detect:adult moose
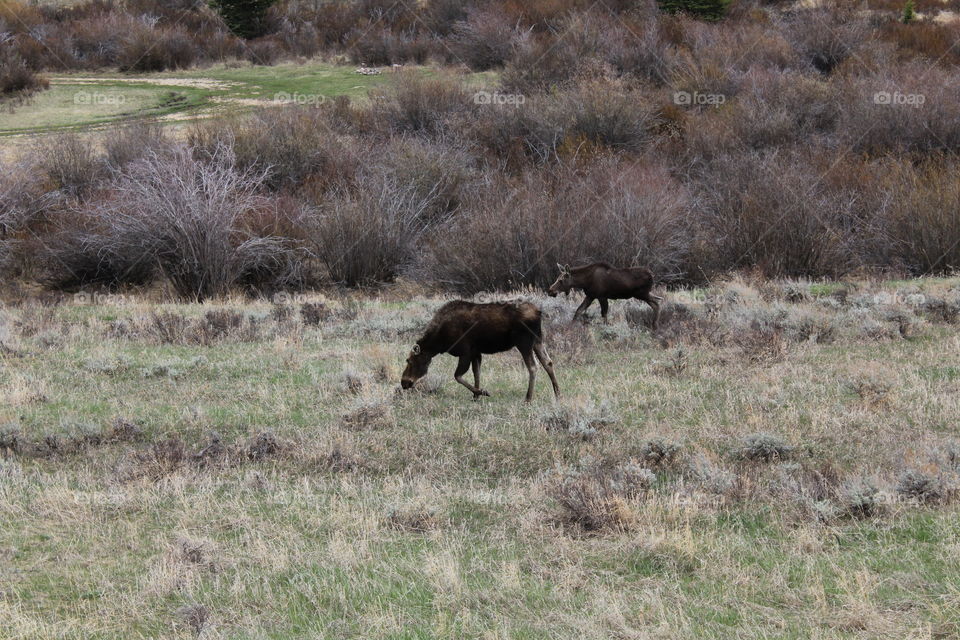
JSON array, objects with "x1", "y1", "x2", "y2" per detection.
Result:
[
  {"x1": 400, "y1": 300, "x2": 560, "y2": 402},
  {"x1": 547, "y1": 262, "x2": 662, "y2": 329}
]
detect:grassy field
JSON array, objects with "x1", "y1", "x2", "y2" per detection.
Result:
[
  {"x1": 2, "y1": 277, "x2": 960, "y2": 638},
  {"x1": 0, "y1": 61, "x2": 479, "y2": 137}
]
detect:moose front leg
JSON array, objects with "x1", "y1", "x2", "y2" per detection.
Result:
[
  {"x1": 599, "y1": 298, "x2": 609, "y2": 324},
  {"x1": 471, "y1": 355, "x2": 489, "y2": 399},
  {"x1": 454, "y1": 355, "x2": 488, "y2": 399},
  {"x1": 572, "y1": 296, "x2": 595, "y2": 323}
]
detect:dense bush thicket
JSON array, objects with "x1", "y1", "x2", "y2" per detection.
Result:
[
  {"x1": 3, "y1": 0, "x2": 960, "y2": 298},
  {"x1": 0, "y1": 47, "x2": 46, "y2": 98},
  {"x1": 3, "y1": 0, "x2": 960, "y2": 72}
]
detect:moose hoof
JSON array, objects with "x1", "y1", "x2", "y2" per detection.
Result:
[{"x1": 473, "y1": 389, "x2": 491, "y2": 399}]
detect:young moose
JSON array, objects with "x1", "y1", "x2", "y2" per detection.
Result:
[
  {"x1": 548, "y1": 262, "x2": 662, "y2": 328},
  {"x1": 400, "y1": 301, "x2": 560, "y2": 402}
]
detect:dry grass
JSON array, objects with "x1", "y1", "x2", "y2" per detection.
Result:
[{"x1": 1, "y1": 277, "x2": 960, "y2": 638}]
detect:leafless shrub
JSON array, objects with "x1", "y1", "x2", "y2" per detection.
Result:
[
  {"x1": 847, "y1": 367, "x2": 892, "y2": 407},
  {"x1": 876, "y1": 159, "x2": 960, "y2": 275},
  {"x1": 541, "y1": 399, "x2": 617, "y2": 440},
  {"x1": 424, "y1": 160, "x2": 692, "y2": 292},
  {"x1": 175, "y1": 603, "x2": 210, "y2": 637},
  {"x1": 35, "y1": 222, "x2": 158, "y2": 292},
  {"x1": 785, "y1": 7, "x2": 870, "y2": 73},
  {"x1": 98, "y1": 145, "x2": 289, "y2": 301},
  {"x1": 308, "y1": 174, "x2": 444, "y2": 286},
  {"x1": 386, "y1": 506, "x2": 439, "y2": 532},
  {"x1": 653, "y1": 347, "x2": 689, "y2": 377},
  {"x1": 147, "y1": 312, "x2": 191, "y2": 344},
  {"x1": 552, "y1": 80, "x2": 660, "y2": 152},
  {"x1": 0, "y1": 47, "x2": 47, "y2": 98},
  {"x1": 371, "y1": 71, "x2": 469, "y2": 135},
  {"x1": 897, "y1": 469, "x2": 952, "y2": 505},
  {"x1": 0, "y1": 159, "x2": 52, "y2": 276},
  {"x1": 190, "y1": 108, "x2": 361, "y2": 192},
  {"x1": 840, "y1": 481, "x2": 886, "y2": 519},
  {"x1": 640, "y1": 439, "x2": 682, "y2": 469},
  {"x1": 141, "y1": 311, "x2": 260, "y2": 346},
  {"x1": 31, "y1": 134, "x2": 103, "y2": 199},
  {"x1": 103, "y1": 122, "x2": 169, "y2": 174},
  {"x1": 602, "y1": 15, "x2": 675, "y2": 84},
  {"x1": 121, "y1": 437, "x2": 188, "y2": 482},
  {"x1": 549, "y1": 458, "x2": 655, "y2": 533},
  {"x1": 838, "y1": 65, "x2": 960, "y2": 155},
  {"x1": 0, "y1": 424, "x2": 21, "y2": 457},
  {"x1": 246, "y1": 431, "x2": 283, "y2": 462},
  {"x1": 500, "y1": 33, "x2": 579, "y2": 94},
  {"x1": 921, "y1": 296, "x2": 960, "y2": 324},
  {"x1": 738, "y1": 433, "x2": 794, "y2": 463},
  {"x1": 449, "y1": 7, "x2": 520, "y2": 70},
  {"x1": 734, "y1": 324, "x2": 788, "y2": 363},
  {"x1": 105, "y1": 416, "x2": 143, "y2": 443},
  {"x1": 300, "y1": 301, "x2": 330, "y2": 325},
  {"x1": 378, "y1": 138, "x2": 473, "y2": 221},
  {"x1": 340, "y1": 368, "x2": 368, "y2": 395},
  {"x1": 341, "y1": 397, "x2": 394, "y2": 430},
  {"x1": 117, "y1": 25, "x2": 197, "y2": 72},
  {"x1": 696, "y1": 150, "x2": 866, "y2": 279},
  {"x1": 244, "y1": 36, "x2": 284, "y2": 65},
  {"x1": 690, "y1": 68, "x2": 839, "y2": 154}
]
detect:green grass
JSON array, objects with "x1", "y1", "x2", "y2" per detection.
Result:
[
  {"x1": 2, "y1": 278, "x2": 960, "y2": 638},
  {"x1": 0, "y1": 61, "x2": 468, "y2": 137}
]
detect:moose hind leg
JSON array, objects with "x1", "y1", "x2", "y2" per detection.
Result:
[
  {"x1": 520, "y1": 347, "x2": 537, "y2": 402},
  {"x1": 641, "y1": 293, "x2": 663, "y2": 330},
  {"x1": 533, "y1": 343, "x2": 560, "y2": 399}
]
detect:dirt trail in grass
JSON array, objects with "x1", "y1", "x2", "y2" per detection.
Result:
[{"x1": 53, "y1": 77, "x2": 241, "y2": 90}]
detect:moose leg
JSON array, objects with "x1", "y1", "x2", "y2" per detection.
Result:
[
  {"x1": 520, "y1": 347, "x2": 537, "y2": 402},
  {"x1": 471, "y1": 355, "x2": 489, "y2": 398},
  {"x1": 533, "y1": 343, "x2": 560, "y2": 399},
  {"x1": 454, "y1": 355, "x2": 486, "y2": 398},
  {"x1": 572, "y1": 296, "x2": 595, "y2": 323},
  {"x1": 640, "y1": 293, "x2": 663, "y2": 330},
  {"x1": 599, "y1": 298, "x2": 610, "y2": 324}
]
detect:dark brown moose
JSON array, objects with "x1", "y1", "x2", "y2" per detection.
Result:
[
  {"x1": 400, "y1": 300, "x2": 560, "y2": 402},
  {"x1": 547, "y1": 262, "x2": 662, "y2": 328}
]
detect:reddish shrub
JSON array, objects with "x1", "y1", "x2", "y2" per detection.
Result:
[
  {"x1": 0, "y1": 48, "x2": 48, "y2": 97},
  {"x1": 117, "y1": 26, "x2": 198, "y2": 72},
  {"x1": 837, "y1": 63, "x2": 960, "y2": 154},
  {"x1": 422, "y1": 160, "x2": 693, "y2": 292},
  {"x1": 449, "y1": 7, "x2": 520, "y2": 70}
]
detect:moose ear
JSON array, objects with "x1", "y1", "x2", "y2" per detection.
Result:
[{"x1": 412, "y1": 344, "x2": 421, "y2": 355}]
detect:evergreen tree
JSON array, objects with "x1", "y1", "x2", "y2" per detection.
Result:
[
  {"x1": 902, "y1": 0, "x2": 916, "y2": 23},
  {"x1": 657, "y1": 0, "x2": 731, "y2": 21},
  {"x1": 209, "y1": 0, "x2": 276, "y2": 39}
]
